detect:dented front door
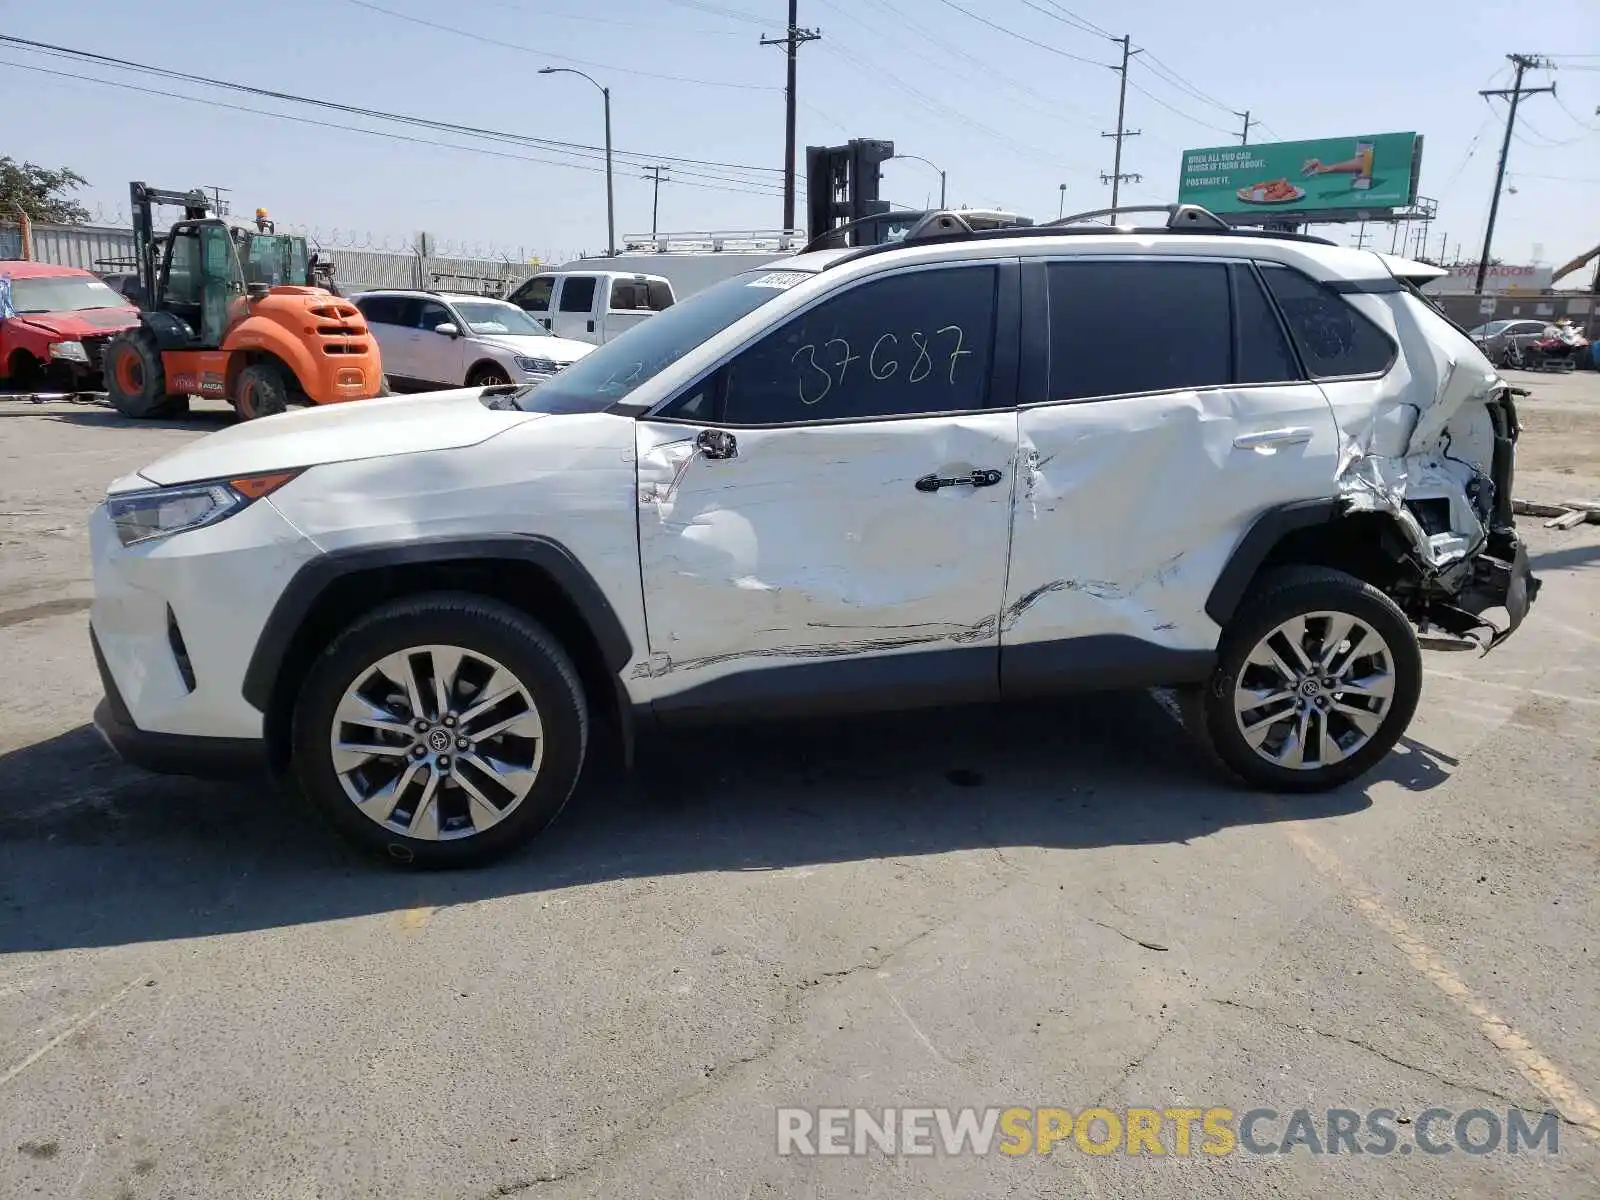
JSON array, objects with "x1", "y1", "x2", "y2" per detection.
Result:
[{"x1": 633, "y1": 414, "x2": 1017, "y2": 711}]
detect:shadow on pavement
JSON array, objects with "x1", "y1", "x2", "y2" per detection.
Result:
[
  {"x1": 0, "y1": 691, "x2": 1450, "y2": 952},
  {"x1": 1530, "y1": 540, "x2": 1600, "y2": 573}
]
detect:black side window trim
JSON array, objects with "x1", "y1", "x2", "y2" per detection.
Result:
[
  {"x1": 1237, "y1": 261, "x2": 1311, "y2": 382},
  {"x1": 647, "y1": 259, "x2": 1022, "y2": 429}
]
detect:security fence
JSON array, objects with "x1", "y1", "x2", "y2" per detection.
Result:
[{"x1": 1, "y1": 221, "x2": 538, "y2": 296}]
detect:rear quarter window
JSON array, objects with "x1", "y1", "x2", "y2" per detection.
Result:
[{"x1": 1259, "y1": 264, "x2": 1396, "y2": 379}]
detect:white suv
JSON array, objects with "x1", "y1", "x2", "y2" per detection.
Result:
[
  {"x1": 350, "y1": 290, "x2": 594, "y2": 390},
  {"x1": 89, "y1": 205, "x2": 1539, "y2": 866}
]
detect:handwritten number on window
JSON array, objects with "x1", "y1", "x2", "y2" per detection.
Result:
[
  {"x1": 870, "y1": 333, "x2": 899, "y2": 380},
  {"x1": 791, "y1": 344, "x2": 832, "y2": 406},
  {"x1": 937, "y1": 326, "x2": 970, "y2": 384}
]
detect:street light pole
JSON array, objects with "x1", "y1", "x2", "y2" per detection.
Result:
[
  {"x1": 539, "y1": 66, "x2": 615, "y2": 256},
  {"x1": 891, "y1": 154, "x2": 946, "y2": 209}
]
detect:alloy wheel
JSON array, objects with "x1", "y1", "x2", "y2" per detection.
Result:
[
  {"x1": 330, "y1": 644, "x2": 545, "y2": 840},
  {"x1": 1232, "y1": 611, "x2": 1396, "y2": 770}
]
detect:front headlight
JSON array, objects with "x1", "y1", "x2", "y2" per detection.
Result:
[
  {"x1": 106, "y1": 471, "x2": 298, "y2": 547},
  {"x1": 514, "y1": 355, "x2": 559, "y2": 375},
  {"x1": 50, "y1": 340, "x2": 89, "y2": 363}
]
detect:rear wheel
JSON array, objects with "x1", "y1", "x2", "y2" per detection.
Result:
[
  {"x1": 104, "y1": 330, "x2": 187, "y2": 418},
  {"x1": 234, "y1": 362, "x2": 290, "y2": 420},
  {"x1": 291, "y1": 593, "x2": 588, "y2": 867},
  {"x1": 467, "y1": 362, "x2": 512, "y2": 387},
  {"x1": 1182, "y1": 567, "x2": 1422, "y2": 792}
]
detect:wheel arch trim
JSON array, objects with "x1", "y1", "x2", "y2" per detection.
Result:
[
  {"x1": 1205, "y1": 499, "x2": 1341, "y2": 626},
  {"x1": 240, "y1": 533, "x2": 634, "y2": 713}
]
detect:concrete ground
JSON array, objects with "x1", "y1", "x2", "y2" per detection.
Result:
[{"x1": 2, "y1": 375, "x2": 1599, "y2": 1199}]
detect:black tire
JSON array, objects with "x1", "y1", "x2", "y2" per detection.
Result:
[
  {"x1": 1183, "y1": 566, "x2": 1422, "y2": 792},
  {"x1": 234, "y1": 362, "x2": 290, "y2": 420},
  {"x1": 467, "y1": 362, "x2": 512, "y2": 387},
  {"x1": 291, "y1": 593, "x2": 589, "y2": 867},
  {"x1": 378, "y1": 375, "x2": 394, "y2": 396},
  {"x1": 7, "y1": 351, "x2": 43, "y2": 391},
  {"x1": 104, "y1": 330, "x2": 186, "y2": 418}
]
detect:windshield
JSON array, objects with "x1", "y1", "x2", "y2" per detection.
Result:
[
  {"x1": 453, "y1": 301, "x2": 546, "y2": 337},
  {"x1": 513, "y1": 268, "x2": 811, "y2": 413},
  {"x1": 9, "y1": 275, "x2": 129, "y2": 314}
]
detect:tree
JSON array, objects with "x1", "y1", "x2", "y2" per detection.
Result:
[{"x1": 0, "y1": 158, "x2": 90, "y2": 224}]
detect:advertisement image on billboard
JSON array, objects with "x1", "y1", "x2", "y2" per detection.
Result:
[{"x1": 1177, "y1": 133, "x2": 1421, "y2": 218}]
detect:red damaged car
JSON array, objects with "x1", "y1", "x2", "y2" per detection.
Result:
[{"x1": 0, "y1": 261, "x2": 140, "y2": 390}]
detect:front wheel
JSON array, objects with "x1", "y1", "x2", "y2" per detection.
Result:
[
  {"x1": 291, "y1": 593, "x2": 588, "y2": 867},
  {"x1": 467, "y1": 363, "x2": 512, "y2": 387},
  {"x1": 104, "y1": 330, "x2": 187, "y2": 418},
  {"x1": 1182, "y1": 567, "x2": 1422, "y2": 792}
]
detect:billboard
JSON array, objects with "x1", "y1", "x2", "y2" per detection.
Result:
[{"x1": 1177, "y1": 133, "x2": 1422, "y2": 219}]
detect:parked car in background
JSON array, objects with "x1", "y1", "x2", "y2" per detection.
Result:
[
  {"x1": 0, "y1": 262, "x2": 140, "y2": 390},
  {"x1": 350, "y1": 290, "x2": 595, "y2": 390},
  {"x1": 506, "y1": 270, "x2": 674, "y2": 345},
  {"x1": 1467, "y1": 319, "x2": 1549, "y2": 366}
]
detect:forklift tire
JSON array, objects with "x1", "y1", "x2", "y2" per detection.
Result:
[
  {"x1": 234, "y1": 363, "x2": 290, "y2": 421},
  {"x1": 105, "y1": 331, "x2": 186, "y2": 419}
]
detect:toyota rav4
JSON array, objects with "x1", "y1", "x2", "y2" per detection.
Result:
[{"x1": 88, "y1": 205, "x2": 1540, "y2": 866}]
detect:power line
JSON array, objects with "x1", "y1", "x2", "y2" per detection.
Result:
[
  {"x1": 1126, "y1": 79, "x2": 1235, "y2": 135},
  {"x1": 466, "y1": 0, "x2": 751, "y2": 35},
  {"x1": 822, "y1": 41, "x2": 1084, "y2": 167},
  {"x1": 658, "y1": 0, "x2": 769, "y2": 24},
  {"x1": 1014, "y1": 0, "x2": 1107, "y2": 38},
  {"x1": 0, "y1": 58, "x2": 785, "y2": 199},
  {"x1": 0, "y1": 35, "x2": 788, "y2": 182},
  {"x1": 932, "y1": 0, "x2": 1115, "y2": 67},
  {"x1": 824, "y1": 0, "x2": 1102, "y2": 131},
  {"x1": 1038, "y1": 0, "x2": 1113, "y2": 37},
  {"x1": 1550, "y1": 87, "x2": 1600, "y2": 130},
  {"x1": 1137, "y1": 50, "x2": 1239, "y2": 115},
  {"x1": 344, "y1": 0, "x2": 777, "y2": 89}
]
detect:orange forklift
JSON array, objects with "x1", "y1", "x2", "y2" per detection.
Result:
[{"x1": 103, "y1": 183, "x2": 386, "y2": 419}]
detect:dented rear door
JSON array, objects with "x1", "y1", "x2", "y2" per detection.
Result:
[
  {"x1": 1000, "y1": 258, "x2": 1341, "y2": 689},
  {"x1": 631, "y1": 259, "x2": 1021, "y2": 716}
]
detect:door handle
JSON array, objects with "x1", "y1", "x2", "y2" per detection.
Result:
[
  {"x1": 587, "y1": 319, "x2": 596, "y2": 333},
  {"x1": 915, "y1": 469, "x2": 1003, "y2": 493},
  {"x1": 695, "y1": 429, "x2": 738, "y2": 460},
  {"x1": 1234, "y1": 427, "x2": 1315, "y2": 450}
]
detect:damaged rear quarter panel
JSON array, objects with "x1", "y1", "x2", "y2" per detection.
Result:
[{"x1": 1326, "y1": 292, "x2": 1503, "y2": 569}]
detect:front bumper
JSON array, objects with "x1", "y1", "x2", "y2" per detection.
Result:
[{"x1": 91, "y1": 630, "x2": 265, "y2": 777}]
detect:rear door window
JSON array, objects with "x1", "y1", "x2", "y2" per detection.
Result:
[
  {"x1": 1045, "y1": 260, "x2": 1232, "y2": 400},
  {"x1": 1232, "y1": 265, "x2": 1303, "y2": 385},
  {"x1": 1259, "y1": 264, "x2": 1396, "y2": 378},
  {"x1": 356, "y1": 295, "x2": 405, "y2": 326},
  {"x1": 558, "y1": 276, "x2": 598, "y2": 314}
]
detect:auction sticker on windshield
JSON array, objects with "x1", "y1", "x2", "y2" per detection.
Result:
[{"x1": 748, "y1": 271, "x2": 811, "y2": 289}]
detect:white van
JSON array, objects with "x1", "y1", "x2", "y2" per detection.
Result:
[{"x1": 505, "y1": 271, "x2": 674, "y2": 346}]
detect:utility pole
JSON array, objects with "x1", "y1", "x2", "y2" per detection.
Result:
[
  {"x1": 643, "y1": 165, "x2": 671, "y2": 238},
  {"x1": 761, "y1": 1, "x2": 821, "y2": 232},
  {"x1": 1100, "y1": 35, "x2": 1143, "y2": 221},
  {"x1": 1236, "y1": 110, "x2": 1256, "y2": 145},
  {"x1": 1477, "y1": 54, "x2": 1554, "y2": 293}
]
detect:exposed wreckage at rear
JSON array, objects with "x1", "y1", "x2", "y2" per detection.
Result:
[{"x1": 1271, "y1": 281, "x2": 1540, "y2": 652}]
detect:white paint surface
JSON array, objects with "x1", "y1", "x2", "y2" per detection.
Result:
[{"x1": 632, "y1": 414, "x2": 1016, "y2": 698}]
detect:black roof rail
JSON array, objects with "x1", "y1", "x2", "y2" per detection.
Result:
[
  {"x1": 810, "y1": 203, "x2": 1339, "y2": 271},
  {"x1": 1043, "y1": 203, "x2": 1232, "y2": 231}
]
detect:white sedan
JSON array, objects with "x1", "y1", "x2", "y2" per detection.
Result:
[{"x1": 351, "y1": 290, "x2": 595, "y2": 390}]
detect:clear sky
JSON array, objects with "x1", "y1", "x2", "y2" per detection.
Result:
[{"x1": 1, "y1": 0, "x2": 1595, "y2": 268}]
